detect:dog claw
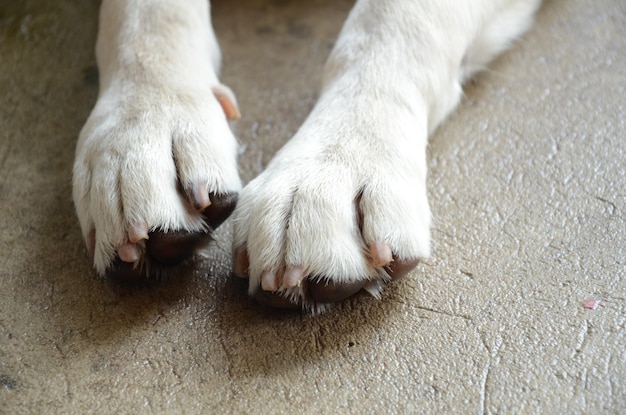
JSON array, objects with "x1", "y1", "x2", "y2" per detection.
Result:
[
  {"x1": 128, "y1": 223, "x2": 149, "y2": 243},
  {"x1": 282, "y1": 266, "x2": 306, "y2": 288},
  {"x1": 95, "y1": 192, "x2": 239, "y2": 282},
  {"x1": 261, "y1": 270, "x2": 280, "y2": 291},
  {"x1": 212, "y1": 84, "x2": 241, "y2": 120},
  {"x1": 370, "y1": 241, "x2": 393, "y2": 267},
  {"x1": 188, "y1": 184, "x2": 212, "y2": 212},
  {"x1": 234, "y1": 238, "x2": 417, "y2": 309},
  {"x1": 103, "y1": 229, "x2": 212, "y2": 281},
  {"x1": 117, "y1": 243, "x2": 141, "y2": 263}
]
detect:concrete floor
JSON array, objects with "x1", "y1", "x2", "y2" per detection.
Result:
[{"x1": 1, "y1": 0, "x2": 625, "y2": 413}]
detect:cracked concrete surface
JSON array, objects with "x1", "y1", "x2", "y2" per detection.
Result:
[{"x1": 1, "y1": 0, "x2": 625, "y2": 413}]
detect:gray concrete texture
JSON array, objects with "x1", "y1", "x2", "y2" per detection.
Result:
[{"x1": 1, "y1": 0, "x2": 625, "y2": 413}]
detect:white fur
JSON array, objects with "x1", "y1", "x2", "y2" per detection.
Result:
[
  {"x1": 74, "y1": 0, "x2": 541, "y2": 301},
  {"x1": 73, "y1": 0, "x2": 241, "y2": 274},
  {"x1": 233, "y1": 0, "x2": 541, "y2": 304}
]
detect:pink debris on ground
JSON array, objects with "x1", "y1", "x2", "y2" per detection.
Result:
[{"x1": 582, "y1": 299, "x2": 605, "y2": 310}]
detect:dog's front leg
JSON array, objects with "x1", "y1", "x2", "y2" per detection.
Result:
[
  {"x1": 232, "y1": 0, "x2": 541, "y2": 311},
  {"x1": 73, "y1": 0, "x2": 241, "y2": 280}
]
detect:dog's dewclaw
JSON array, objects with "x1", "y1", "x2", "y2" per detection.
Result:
[{"x1": 213, "y1": 84, "x2": 241, "y2": 120}]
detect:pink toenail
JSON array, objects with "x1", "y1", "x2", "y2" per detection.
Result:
[
  {"x1": 190, "y1": 184, "x2": 212, "y2": 212},
  {"x1": 118, "y1": 243, "x2": 141, "y2": 263},
  {"x1": 282, "y1": 266, "x2": 306, "y2": 288},
  {"x1": 370, "y1": 241, "x2": 393, "y2": 267},
  {"x1": 261, "y1": 270, "x2": 280, "y2": 292},
  {"x1": 128, "y1": 223, "x2": 149, "y2": 243}
]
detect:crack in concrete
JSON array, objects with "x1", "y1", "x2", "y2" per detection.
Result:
[
  {"x1": 479, "y1": 363, "x2": 492, "y2": 415},
  {"x1": 594, "y1": 195, "x2": 617, "y2": 216},
  {"x1": 413, "y1": 305, "x2": 471, "y2": 321},
  {"x1": 413, "y1": 304, "x2": 494, "y2": 413},
  {"x1": 463, "y1": 314, "x2": 499, "y2": 415},
  {"x1": 573, "y1": 320, "x2": 592, "y2": 359}
]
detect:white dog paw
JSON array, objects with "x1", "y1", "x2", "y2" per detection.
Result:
[
  {"x1": 73, "y1": 85, "x2": 241, "y2": 281},
  {"x1": 232, "y1": 108, "x2": 431, "y2": 311}
]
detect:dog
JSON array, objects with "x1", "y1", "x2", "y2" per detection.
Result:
[{"x1": 73, "y1": 0, "x2": 542, "y2": 312}]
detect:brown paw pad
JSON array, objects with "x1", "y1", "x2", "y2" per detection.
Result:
[
  {"x1": 385, "y1": 256, "x2": 420, "y2": 280},
  {"x1": 253, "y1": 276, "x2": 367, "y2": 309},
  {"x1": 308, "y1": 278, "x2": 366, "y2": 304},
  {"x1": 105, "y1": 230, "x2": 207, "y2": 282},
  {"x1": 254, "y1": 290, "x2": 301, "y2": 309},
  {"x1": 105, "y1": 257, "x2": 145, "y2": 282},
  {"x1": 146, "y1": 230, "x2": 207, "y2": 266},
  {"x1": 103, "y1": 192, "x2": 238, "y2": 282},
  {"x1": 202, "y1": 192, "x2": 238, "y2": 230}
]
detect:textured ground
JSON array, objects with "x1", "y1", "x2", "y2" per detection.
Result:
[{"x1": 1, "y1": 0, "x2": 624, "y2": 413}]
